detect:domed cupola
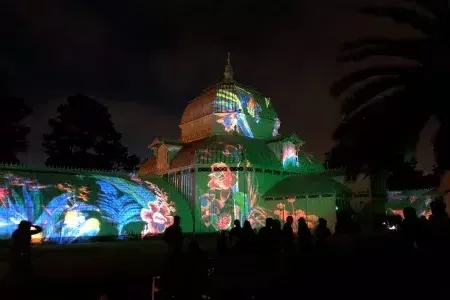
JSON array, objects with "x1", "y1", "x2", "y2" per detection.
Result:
[{"x1": 179, "y1": 53, "x2": 280, "y2": 143}]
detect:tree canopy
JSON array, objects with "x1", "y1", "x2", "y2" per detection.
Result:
[
  {"x1": 328, "y1": 0, "x2": 450, "y2": 177},
  {"x1": 43, "y1": 94, "x2": 139, "y2": 171}
]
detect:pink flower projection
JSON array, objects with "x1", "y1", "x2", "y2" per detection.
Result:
[
  {"x1": 208, "y1": 163, "x2": 237, "y2": 190},
  {"x1": 200, "y1": 163, "x2": 237, "y2": 231},
  {"x1": 140, "y1": 182, "x2": 176, "y2": 237},
  {"x1": 389, "y1": 208, "x2": 431, "y2": 220},
  {"x1": 216, "y1": 213, "x2": 232, "y2": 230},
  {"x1": 141, "y1": 201, "x2": 175, "y2": 236},
  {"x1": 0, "y1": 187, "x2": 9, "y2": 206},
  {"x1": 273, "y1": 201, "x2": 319, "y2": 230}
]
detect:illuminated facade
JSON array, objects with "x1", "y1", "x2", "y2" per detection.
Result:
[
  {"x1": 139, "y1": 54, "x2": 350, "y2": 233},
  {"x1": 0, "y1": 56, "x2": 425, "y2": 244},
  {"x1": 0, "y1": 166, "x2": 193, "y2": 244}
]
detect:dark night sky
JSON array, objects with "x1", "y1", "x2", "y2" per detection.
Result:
[{"x1": 1, "y1": 0, "x2": 437, "y2": 172}]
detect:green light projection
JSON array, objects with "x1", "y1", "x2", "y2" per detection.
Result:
[{"x1": 194, "y1": 159, "x2": 335, "y2": 232}]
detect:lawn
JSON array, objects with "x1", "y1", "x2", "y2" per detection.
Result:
[{"x1": 0, "y1": 234, "x2": 219, "y2": 281}]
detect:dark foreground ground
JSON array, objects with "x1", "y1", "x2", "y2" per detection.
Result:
[{"x1": 0, "y1": 236, "x2": 446, "y2": 300}]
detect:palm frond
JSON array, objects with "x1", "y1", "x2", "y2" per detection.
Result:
[
  {"x1": 94, "y1": 175, "x2": 155, "y2": 208},
  {"x1": 340, "y1": 74, "x2": 417, "y2": 116},
  {"x1": 331, "y1": 91, "x2": 429, "y2": 175},
  {"x1": 43, "y1": 193, "x2": 72, "y2": 216},
  {"x1": 338, "y1": 38, "x2": 426, "y2": 63},
  {"x1": 22, "y1": 187, "x2": 34, "y2": 221},
  {"x1": 360, "y1": 5, "x2": 437, "y2": 35},
  {"x1": 35, "y1": 193, "x2": 72, "y2": 230},
  {"x1": 330, "y1": 65, "x2": 416, "y2": 98},
  {"x1": 97, "y1": 181, "x2": 143, "y2": 234},
  {"x1": 6, "y1": 196, "x2": 27, "y2": 222},
  {"x1": 403, "y1": 0, "x2": 444, "y2": 13},
  {"x1": 72, "y1": 202, "x2": 100, "y2": 213}
]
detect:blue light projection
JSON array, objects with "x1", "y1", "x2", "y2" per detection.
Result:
[{"x1": 0, "y1": 171, "x2": 182, "y2": 244}]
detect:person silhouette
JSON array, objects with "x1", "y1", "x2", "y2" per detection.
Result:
[
  {"x1": 428, "y1": 198, "x2": 450, "y2": 252},
  {"x1": 229, "y1": 219, "x2": 242, "y2": 249},
  {"x1": 399, "y1": 207, "x2": 419, "y2": 250},
  {"x1": 297, "y1": 217, "x2": 312, "y2": 253},
  {"x1": 241, "y1": 220, "x2": 256, "y2": 254},
  {"x1": 282, "y1": 216, "x2": 295, "y2": 253},
  {"x1": 258, "y1": 218, "x2": 274, "y2": 254},
  {"x1": 9, "y1": 220, "x2": 42, "y2": 278},
  {"x1": 314, "y1": 217, "x2": 331, "y2": 250},
  {"x1": 163, "y1": 216, "x2": 183, "y2": 254}
]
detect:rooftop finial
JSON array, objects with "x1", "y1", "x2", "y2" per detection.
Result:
[{"x1": 223, "y1": 52, "x2": 234, "y2": 82}]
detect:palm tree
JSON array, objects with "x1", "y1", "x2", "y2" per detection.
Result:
[{"x1": 328, "y1": 0, "x2": 450, "y2": 177}]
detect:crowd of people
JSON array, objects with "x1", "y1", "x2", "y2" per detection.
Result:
[{"x1": 161, "y1": 198, "x2": 450, "y2": 299}]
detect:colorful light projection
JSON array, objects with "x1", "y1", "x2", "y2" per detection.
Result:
[
  {"x1": 246, "y1": 97, "x2": 262, "y2": 123},
  {"x1": 273, "y1": 118, "x2": 281, "y2": 136},
  {"x1": 95, "y1": 174, "x2": 177, "y2": 237},
  {"x1": 0, "y1": 172, "x2": 179, "y2": 244},
  {"x1": 216, "y1": 88, "x2": 254, "y2": 138},
  {"x1": 386, "y1": 190, "x2": 433, "y2": 219},
  {"x1": 282, "y1": 141, "x2": 299, "y2": 169},
  {"x1": 0, "y1": 173, "x2": 100, "y2": 244},
  {"x1": 198, "y1": 162, "x2": 270, "y2": 231},
  {"x1": 273, "y1": 200, "x2": 319, "y2": 231},
  {"x1": 197, "y1": 163, "x2": 327, "y2": 232},
  {"x1": 198, "y1": 143, "x2": 244, "y2": 163}
]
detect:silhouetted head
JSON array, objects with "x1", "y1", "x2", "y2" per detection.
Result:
[
  {"x1": 233, "y1": 219, "x2": 241, "y2": 228},
  {"x1": 286, "y1": 216, "x2": 294, "y2": 225},
  {"x1": 298, "y1": 217, "x2": 308, "y2": 230},
  {"x1": 265, "y1": 218, "x2": 273, "y2": 228},
  {"x1": 430, "y1": 198, "x2": 446, "y2": 216},
  {"x1": 18, "y1": 220, "x2": 31, "y2": 231},
  {"x1": 173, "y1": 216, "x2": 181, "y2": 226},
  {"x1": 318, "y1": 218, "x2": 327, "y2": 227},
  {"x1": 243, "y1": 220, "x2": 252, "y2": 230},
  {"x1": 403, "y1": 207, "x2": 417, "y2": 220},
  {"x1": 273, "y1": 219, "x2": 281, "y2": 230}
]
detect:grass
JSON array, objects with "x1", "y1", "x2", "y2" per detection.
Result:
[{"x1": 0, "y1": 234, "x2": 219, "y2": 282}]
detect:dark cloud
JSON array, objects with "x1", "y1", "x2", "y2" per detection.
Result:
[{"x1": 3, "y1": 0, "x2": 436, "y2": 171}]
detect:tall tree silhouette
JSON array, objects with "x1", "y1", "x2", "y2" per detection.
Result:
[
  {"x1": 0, "y1": 77, "x2": 31, "y2": 164},
  {"x1": 386, "y1": 152, "x2": 438, "y2": 190},
  {"x1": 329, "y1": 0, "x2": 450, "y2": 176},
  {"x1": 43, "y1": 94, "x2": 139, "y2": 171}
]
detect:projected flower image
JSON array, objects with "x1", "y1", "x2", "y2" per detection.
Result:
[
  {"x1": 199, "y1": 161, "x2": 271, "y2": 231},
  {"x1": 200, "y1": 162, "x2": 237, "y2": 230},
  {"x1": 141, "y1": 199, "x2": 175, "y2": 236},
  {"x1": 94, "y1": 175, "x2": 177, "y2": 237},
  {"x1": 273, "y1": 201, "x2": 319, "y2": 231}
]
